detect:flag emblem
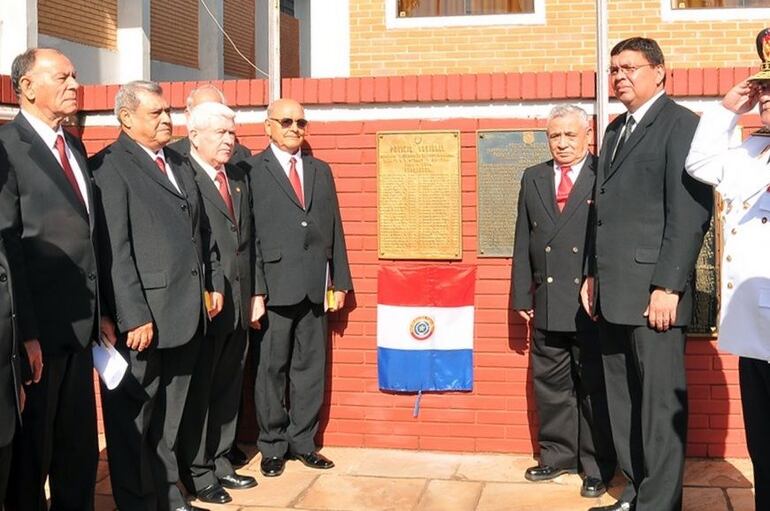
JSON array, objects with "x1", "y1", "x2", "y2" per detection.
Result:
[{"x1": 410, "y1": 316, "x2": 435, "y2": 341}]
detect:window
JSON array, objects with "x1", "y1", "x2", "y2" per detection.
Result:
[
  {"x1": 398, "y1": 0, "x2": 534, "y2": 17},
  {"x1": 673, "y1": 0, "x2": 770, "y2": 7}
]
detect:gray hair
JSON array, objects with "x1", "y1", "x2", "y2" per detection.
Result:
[
  {"x1": 11, "y1": 47, "x2": 65, "y2": 95},
  {"x1": 188, "y1": 101, "x2": 236, "y2": 132},
  {"x1": 547, "y1": 105, "x2": 589, "y2": 128},
  {"x1": 114, "y1": 80, "x2": 163, "y2": 118},
  {"x1": 186, "y1": 84, "x2": 226, "y2": 110}
]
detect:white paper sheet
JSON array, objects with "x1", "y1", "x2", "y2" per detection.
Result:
[{"x1": 92, "y1": 339, "x2": 128, "y2": 390}]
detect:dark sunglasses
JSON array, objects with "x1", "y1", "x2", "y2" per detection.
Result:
[{"x1": 269, "y1": 117, "x2": 308, "y2": 129}]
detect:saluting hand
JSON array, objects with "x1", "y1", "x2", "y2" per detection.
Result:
[{"x1": 722, "y1": 80, "x2": 760, "y2": 115}]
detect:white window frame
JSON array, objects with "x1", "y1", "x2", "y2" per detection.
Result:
[
  {"x1": 385, "y1": 0, "x2": 546, "y2": 29},
  {"x1": 661, "y1": 0, "x2": 770, "y2": 21}
]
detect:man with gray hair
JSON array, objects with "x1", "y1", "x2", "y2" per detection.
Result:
[
  {"x1": 92, "y1": 80, "x2": 223, "y2": 511},
  {"x1": 177, "y1": 102, "x2": 262, "y2": 504},
  {"x1": 512, "y1": 104, "x2": 615, "y2": 498}
]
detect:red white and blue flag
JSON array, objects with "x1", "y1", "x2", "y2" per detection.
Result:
[{"x1": 377, "y1": 265, "x2": 475, "y2": 392}]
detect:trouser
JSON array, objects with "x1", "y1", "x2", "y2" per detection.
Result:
[
  {"x1": 739, "y1": 356, "x2": 770, "y2": 511},
  {"x1": 255, "y1": 298, "x2": 327, "y2": 458},
  {"x1": 599, "y1": 320, "x2": 687, "y2": 511}
]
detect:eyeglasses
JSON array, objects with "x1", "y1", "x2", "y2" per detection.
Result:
[
  {"x1": 608, "y1": 64, "x2": 655, "y2": 77},
  {"x1": 269, "y1": 117, "x2": 308, "y2": 129}
]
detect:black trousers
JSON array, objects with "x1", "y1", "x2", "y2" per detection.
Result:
[
  {"x1": 255, "y1": 298, "x2": 327, "y2": 458},
  {"x1": 0, "y1": 441, "x2": 11, "y2": 505},
  {"x1": 102, "y1": 334, "x2": 201, "y2": 511},
  {"x1": 739, "y1": 356, "x2": 770, "y2": 511},
  {"x1": 178, "y1": 327, "x2": 248, "y2": 492},
  {"x1": 531, "y1": 327, "x2": 615, "y2": 481},
  {"x1": 599, "y1": 320, "x2": 687, "y2": 511},
  {"x1": 6, "y1": 348, "x2": 98, "y2": 511}
]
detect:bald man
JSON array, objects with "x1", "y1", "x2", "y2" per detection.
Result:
[{"x1": 245, "y1": 98, "x2": 352, "y2": 477}]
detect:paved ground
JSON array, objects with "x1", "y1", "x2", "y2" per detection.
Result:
[{"x1": 91, "y1": 443, "x2": 756, "y2": 511}]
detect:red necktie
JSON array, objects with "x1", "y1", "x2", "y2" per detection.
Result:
[
  {"x1": 214, "y1": 170, "x2": 236, "y2": 222},
  {"x1": 54, "y1": 135, "x2": 85, "y2": 205},
  {"x1": 556, "y1": 165, "x2": 573, "y2": 212},
  {"x1": 155, "y1": 156, "x2": 167, "y2": 175},
  {"x1": 289, "y1": 156, "x2": 304, "y2": 208}
]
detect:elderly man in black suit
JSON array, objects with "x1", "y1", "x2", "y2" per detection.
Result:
[
  {"x1": 581, "y1": 37, "x2": 713, "y2": 511},
  {"x1": 92, "y1": 80, "x2": 223, "y2": 511},
  {"x1": 177, "y1": 102, "x2": 261, "y2": 504},
  {"x1": 0, "y1": 47, "x2": 116, "y2": 511},
  {"x1": 246, "y1": 98, "x2": 352, "y2": 477},
  {"x1": 513, "y1": 105, "x2": 615, "y2": 500},
  {"x1": 0, "y1": 238, "x2": 23, "y2": 504}
]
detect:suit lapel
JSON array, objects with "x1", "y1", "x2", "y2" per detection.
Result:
[
  {"x1": 228, "y1": 164, "x2": 244, "y2": 225},
  {"x1": 600, "y1": 120, "x2": 621, "y2": 180},
  {"x1": 190, "y1": 158, "x2": 234, "y2": 223},
  {"x1": 262, "y1": 148, "x2": 304, "y2": 210},
  {"x1": 533, "y1": 163, "x2": 558, "y2": 223},
  {"x1": 302, "y1": 155, "x2": 316, "y2": 210},
  {"x1": 15, "y1": 115, "x2": 88, "y2": 220},
  {"x1": 550, "y1": 155, "x2": 596, "y2": 238},
  {"x1": 118, "y1": 133, "x2": 184, "y2": 198}
]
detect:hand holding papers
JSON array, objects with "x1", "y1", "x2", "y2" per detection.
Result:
[{"x1": 92, "y1": 336, "x2": 128, "y2": 390}]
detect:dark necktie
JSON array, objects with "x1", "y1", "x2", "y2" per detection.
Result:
[
  {"x1": 613, "y1": 115, "x2": 635, "y2": 162},
  {"x1": 289, "y1": 156, "x2": 304, "y2": 208},
  {"x1": 214, "y1": 170, "x2": 236, "y2": 222},
  {"x1": 556, "y1": 165, "x2": 573, "y2": 212},
  {"x1": 54, "y1": 135, "x2": 85, "y2": 205}
]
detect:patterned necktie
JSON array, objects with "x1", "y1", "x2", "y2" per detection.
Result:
[
  {"x1": 289, "y1": 156, "x2": 304, "y2": 208},
  {"x1": 54, "y1": 135, "x2": 85, "y2": 205},
  {"x1": 214, "y1": 170, "x2": 236, "y2": 222},
  {"x1": 155, "y1": 156, "x2": 167, "y2": 175},
  {"x1": 556, "y1": 165, "x2": 573, "y2": 212},
  {"x1": 613, "y1": 115, "x2": 635, "y2": 162}
]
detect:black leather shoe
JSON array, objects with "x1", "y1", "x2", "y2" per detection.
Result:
[
  {"x1": 524, "y1": 465, "x2": 569, "y2": 481},
  {"x1": 581, "y1": 476, "x2": 607, "y2": 498},
  {"x1": 196, "y1": 483, "x2": 232, "y2": 504},
  {"x1": 291, "y1": 451, "x2": 335, "y2": 469},
  {"x1": 174, "y1": 505, "x2": 211, "y2": 511},
  {"x1": 219, "y1": 472, "x2": 258, "y2": 489},
  {"x1": 225, "y1": 445, "x2": 249, "y2": 468},
  {"x1": 260, "y1": 456, "x2": 286, "y2": 477},
  {"x1": 588, "y1": 501, "x2": 634, "y2": 511}
]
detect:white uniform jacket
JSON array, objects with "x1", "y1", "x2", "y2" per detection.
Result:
[{"x1": 686, "y1": 104, "x2": 770, "y2": 361}]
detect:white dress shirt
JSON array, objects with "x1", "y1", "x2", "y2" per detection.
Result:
[
  {"x1": 553, "y1": 154, "x2": 587, "y2": 190},
  {"x1": 270, "y1": 143, "x2": 304, "y2": 192},
  {"x1": 613, "y1": 89, "x2": 666, "y2": 158},
  {"x1": 21, "y1": 109, "x2": 90, "y2": 213},
  {"x1": 137, "y1": 143, "x2": 181, "y2": 193}
]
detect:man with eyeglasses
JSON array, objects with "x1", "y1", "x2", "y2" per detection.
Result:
[
  {"x1": 581, "y1": 37, "x2": 713, "y2": 511},
  {"x1": 245, "y1": 98, "x2": 352, "y2": 478},
  {"x1": 684, "y1": 27, "x2": 770, "y2": 511}
]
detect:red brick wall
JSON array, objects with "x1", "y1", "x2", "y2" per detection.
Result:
[{"x1": 2, "y1": 70, "x2": 759, "y2": 458}]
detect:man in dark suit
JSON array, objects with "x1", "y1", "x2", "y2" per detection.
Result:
[
  {"x1": 92, "y1": 80, "x2": 222, "y2": 511},
  {"x1": 0, "y1": 47, "x2": 116, "y2": 511},
  {"x1": 177, "y1": 102, "x2": 260, "y2": 504},
  {"x1": 513, "y1": 105, "x2": 615, "y2": 499},
  {"x1": 582, "y1": 37, "x2": 713, "y2": 511},
  {"x1": 246, "y1": 98, "x2": 352, "y2": 477},
  {"x1": 0, "y1": 238, "x2": 23, "y2": 504}
]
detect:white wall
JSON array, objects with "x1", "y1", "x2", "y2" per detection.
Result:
[{"x1": 38, "y1": 35, "x2": 122, "y2": 85}]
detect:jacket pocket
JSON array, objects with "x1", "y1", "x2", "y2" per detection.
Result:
[
  {"x1": 141, "y1": 271, "x2": 167, "y2": 290},
  {"x1": 262, "y1": 248, "x2": 281, "y2": 263},
  {"x1": 634, "y1": 247, "x2": 659, "y2": 264}
]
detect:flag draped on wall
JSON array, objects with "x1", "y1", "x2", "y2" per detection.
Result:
[{"x1": 377, "y1": 265, "x2": 476, "y2": 392}]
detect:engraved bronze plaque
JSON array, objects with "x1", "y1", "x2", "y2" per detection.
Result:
[
  {"x1": 377, "y1": 131, "x2": 462, "y2": 260},
  {"x1": 689, "y1": 194, "x2": 721, "y2": 336},
  {"x1": 477, "y1": 130, "x2": 552, "y2": 257}
]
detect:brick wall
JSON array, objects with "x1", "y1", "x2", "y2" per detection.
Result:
[
  {"x1": 3, "y1": 69, "x2": 759, "y2": 458},
  {"x1": 349, "y1": 0, "x2": 767, "y2": 75},
  {"x1": 223, "y1": 0, "x2": 256, "y2": 78},
  {"x1": 151, "y1": 0, "x2": 199, "y2": 68},
  {"x1": 38, "y1": 0, "x2": 118, "y2": 50}
]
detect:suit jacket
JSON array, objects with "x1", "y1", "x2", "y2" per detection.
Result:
[
  {"x1": 0, "y1": 238, "x2": 22, "y2": 447},
  {"x1": 169, "y1": 137, "x2": 252, "y2": 166},
  {"x1": 0, "y1": 113, "x2": 100, "y2": 355},
  {"x1": 190, "y1": 158, "x2": 253, "y2": 334},
  {"x1": 588, "y1": 94, "x2": 713, "y2": 326},
  {"x1": 246, "y1": 147, "x2": 352, "y2": 306},
  {"x1": 91, "y1": 132, "x2": 221, "y2": 349},
  {"x1": 513, "y1": 155, "x2": 597, "y2": 332}
]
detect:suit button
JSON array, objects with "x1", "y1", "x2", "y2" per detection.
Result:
[
  {"x1": 744, "y1": 202, "x2": 750, "y2": 209},
  {"x1": 763, "y1": 217, "x2": 768, "y2": 224},
  {"x1": 191, "y1": 269, "x2": 198, "y2": 276},
  {"x1": 301, "y1": 221, "x2": 308, "y2": 227},
  {"x1": 532, "y1": 221, "x2": 538, "y2": 228},
  {"x1": 546, "y1": 276, "x2": 554, "y2": 283},
  {"x1": 88, "y1": 272, "x2": 96, "y2": 281},
  {"x1": 597, "y1": 220, "x2": 603, "y2": 226},
  {"x1": 303, "y1": 243, "x2": 309, "y2": 250},
  {"x1": 191, "y1": 237, "x2": 197, "y2": 244},
  {"x1": 0, "y1": 274, "x2": 6, "y2": 282},
  {"x1": 574, "y1": 278, "x2": 580, "y2": 285},
  {"x1": 727, "y1": 282, "x2": 734, "y2": 289},
  {"x1": 731, "y1": 227, "x2": 737, "y2": 235},
  {"x1": 726, "y1": 255, "x2": 732, "y2": 262},
  {"x1": 231, "y1": 225, "x2": 237, "y2": 232},
  {"x1": 572, "y1": 247, "x2": 578, "y2": 253},
  {"x1": 545, "y1": 246, "x2": 551, "y2": 253},
  {"x1": 600, "y1": 187, "x2": 606, "y2": 194},
  {"x1": 181, "y1": 204, "x2": 187, "y2": 211}
]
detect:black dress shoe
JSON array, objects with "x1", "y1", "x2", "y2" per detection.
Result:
[
  {"x1": 174, "y1": 505, "x2": 210, "y2": 511},
  {"x1": 290, "y1": 451, "x2": 335, "y2": 469},
  {"x1": 260, "y1": 456, "x2": 286, "y2": 477},
  {"x1": 524, "y1": 464, "x2": 569, "y2": 481},
  {"x1": 581, "y1": 476, "x2": 607, "y2": 498},
  {"x1": 219, "y1": 472, "x2": 258, "y2": 489},
  {"x1": 196, "y1": 483, "x2": 232, "y2": 504},
  {"x1": 225, "y1": 445, "x2": 249, "y2": 468},
  {"x1": 588, "y1": 501, "x2": 634, "y2": 511}
]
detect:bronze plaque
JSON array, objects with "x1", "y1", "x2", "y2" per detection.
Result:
[
  {"x1": 377, "y1": 131, "x2": 462, "y2": 260},
  {"x1": 477, "y1": 130, "x2": 551, "y2": 257}
]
